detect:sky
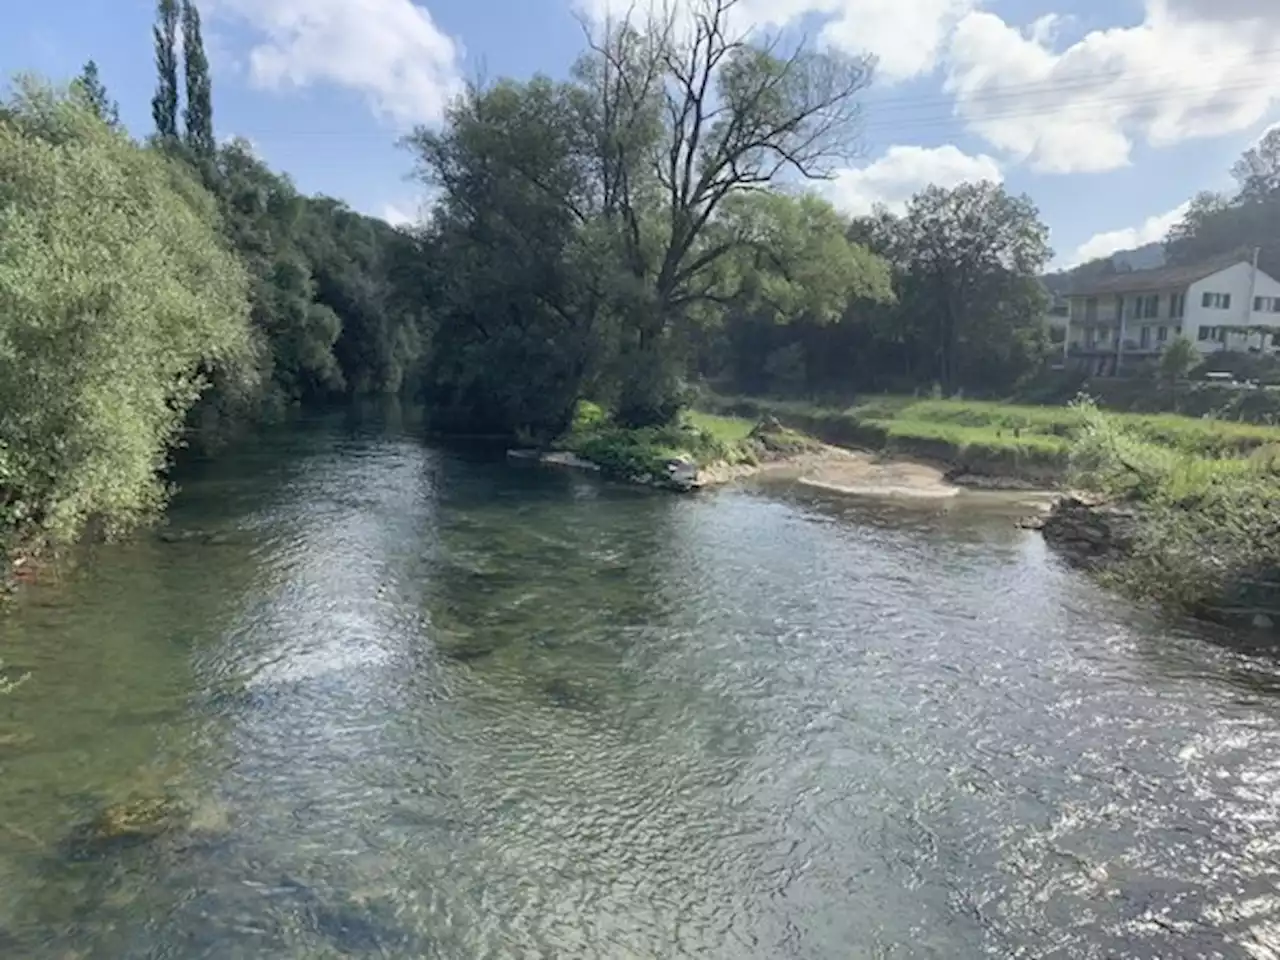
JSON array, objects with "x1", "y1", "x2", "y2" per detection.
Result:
[{"x1": 4, "y1": 0, "x2": 1278, "y2": 269}]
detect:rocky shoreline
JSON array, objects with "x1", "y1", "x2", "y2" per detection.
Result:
[{"x1": 1037, "y1": 495, "x2": 1140, "y2": 569}]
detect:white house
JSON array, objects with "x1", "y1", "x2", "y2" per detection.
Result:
[{"x1": 1061, "y1": 254, "x2": 1280, "y2": 376}]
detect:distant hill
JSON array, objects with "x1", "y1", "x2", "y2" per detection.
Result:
[
  {"x1": 1042, "y1": 241, "x2": 1167, "y2": 297},
  {"x1": 1111, "y1": 242, "x2": 1165, "y2": 272}
]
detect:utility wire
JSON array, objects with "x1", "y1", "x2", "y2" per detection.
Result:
[
  {"x1": 864, "y1": 48, "x2": 1280, "y2": 111},
  {"x1": 860, "y1": 77, "x2": 1279, "y2": 133}
]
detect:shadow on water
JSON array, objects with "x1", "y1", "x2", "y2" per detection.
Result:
[{"x1": 2, "y1": 412, "x2": 1280, "y2": 957}]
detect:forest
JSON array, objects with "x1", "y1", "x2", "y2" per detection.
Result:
[{"x1": 0, "y1": 0, "x2": 1275, "y2": 561}]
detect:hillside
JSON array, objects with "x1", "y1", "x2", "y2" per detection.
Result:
[{"x1": 1042, "y1": 242, "x2": 1167, "y2": 296}]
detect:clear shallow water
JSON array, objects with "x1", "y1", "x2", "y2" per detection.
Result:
[{"x1": 2, "y1": 408, "x2": 1280, "y2": 959}]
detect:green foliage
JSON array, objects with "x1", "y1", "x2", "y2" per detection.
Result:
[
  {"x1": 1157, "y1": 335, "x2": 1198, "y2": 383},
  {"x1": 1166, "y1": 132, "x2": 1280, "y2": 279},
  {"x1": 684, "y1": 410, "x2": 754, "y2": 444},
  {"x1": 151, "y1": 0, "x2": 180, "y2": 140},
  {"x1": 698, "y1": 391, "x2": 1280, "y2": 484},
  {"x1": 570, "y1": 400, "x2": 608, "y2": 434},
  {"x1": 181, "y1": 0, "x2": 214, "y2": 157},
  {"x1": 563, "y1": 418, "x2": 735, "y2": 481},
  {"x1": 0, "y1": 82, "x2": 252, "y2": 549},
  {"x1": 71, "y1": 61, "x2": 119, "y2": 128},
  {"x1": 406, "y1": 77, "x2": 605, "y2": 439},
  {"x1": 1068, "y1": 400, "x2": 1280, "y2": 617}
]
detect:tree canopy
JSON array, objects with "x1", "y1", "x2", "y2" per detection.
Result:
[{"x1": 0, "y1": 81, "x2": 252, "y2": 548}]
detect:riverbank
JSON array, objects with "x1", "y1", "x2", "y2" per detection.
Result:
[
  {"x1": 688, "y1": 394, "x2": 1280, "y2": 632},
  {"x1": 524, "y1": 404, "x2": 1059, "y2": 504},
  {"x1": 697, "y1": 392, "x2": 1280, "y2": 488}
]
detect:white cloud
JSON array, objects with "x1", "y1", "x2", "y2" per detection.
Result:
[
  {"x1": 381, "y1": 203, "x2": 414, "y2": 227},
  {"x1": 574, "y1": 0, "x2": 975, "y2": 83},
  {"x1": 1067, "y1": 201, "x2": 1189, "y2": 267},
  {"x1": 822, "y1": 144, "x2": 1002, "y2": 216},
  {"x1": 944, "y1": 0, "x2": 1280, "y2": 174},
  {"x1": 207, "y1": 0, "x2": 464, "y2": 125}
]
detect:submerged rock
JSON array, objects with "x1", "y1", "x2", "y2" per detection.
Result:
[
  {"x1": 65, "y1": 794, "x2": 192, "y2": 859},
  {"x1": 541, "y1": 676, "x2": 600, "y2": 712},
  {"x1": 434, "y1": 627, "x2": 504, "y2": 663},
  {"x1": 157, "y1": 529, "x2": 236, "y2": 546}
]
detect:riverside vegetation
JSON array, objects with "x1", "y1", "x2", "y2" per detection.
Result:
[
  {"x1": 3, "y1": 0, "x2": 1280, "y2": 629},
  {"x1": 699, "y1": 392, "x2": 1280, "y2": 625}
]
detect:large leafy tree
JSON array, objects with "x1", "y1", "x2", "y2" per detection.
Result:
[
  {"x1": 407, "y1": 78, "x2": 603, "y2": 438},
  {"x1": 866, "y1": 181, "x2": 1052, "y2": 393},
  {"x1": 573, "y1": 0, "x2": 875, "y2": 424},
  {"x1": 0, "y1": 81, "x2": 252, "y2": 548}
]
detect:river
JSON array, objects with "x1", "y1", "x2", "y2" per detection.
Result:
[{"x1": 1, "y1": 408, "x2": 1279, "y2": 959}]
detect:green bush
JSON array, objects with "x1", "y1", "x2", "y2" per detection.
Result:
[
  {"x1": 1069, "y1": 400, "x2": 1280, "y2": 618},
  {"x1": 0, "y1": 81, "x2": 252, "y2": 552}
]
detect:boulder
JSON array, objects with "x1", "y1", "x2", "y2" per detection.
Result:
[
  {"x1": 664, "y1": 457, "x2": 698, "y2": 490},
  {"x1": 1040, "y1": 496, "x2": 1139, "y2": 568}
]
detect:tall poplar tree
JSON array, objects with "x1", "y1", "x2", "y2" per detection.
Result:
[
  {"x1": 181, "y1": 0, "x2": 214, "y2": 156},
  {"x1": 151, "y1": 0, "x2": 180, "y2": 140}
]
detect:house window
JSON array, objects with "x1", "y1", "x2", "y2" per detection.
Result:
[
  {"x1": 1170, "y1": 293, "x2": 1185, "y2": 318},
  {"x1": 1140, "y1": 326, "x2": 1151, "y2": 348},
  {"x1": 1202, "y1": 292, "x2": 1232, "y2": 309},
  {"x1": 1254, "y1": 296, "x2": 1280, "y2": 313},
  {"x1": 1198, "y1": 326, "x2": 1211, "y2": 341},
  {"x1": 1157, "y1": 325, "x2": 1168, "y2": 342},
  {"x1": 1142, "y1": 294, "x2": 1160, "y2": 318}
]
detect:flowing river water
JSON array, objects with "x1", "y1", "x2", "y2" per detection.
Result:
[{"x1": 2, "y1": 407, "x2": 1280, "y2": 959}]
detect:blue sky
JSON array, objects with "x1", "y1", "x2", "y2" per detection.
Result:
[{"x1": 5, "y1": 0, "x2": 1277, "y2": 267}]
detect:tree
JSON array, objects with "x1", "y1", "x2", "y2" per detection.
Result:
[
  {"x1": 573, "y1": 0, "x2": 874, "y2": 424},
  {"x1": 1167, "y1": 135, "x2": 1280, "y2": 280},
  {"x1": 697, "y1": 191, "x2": 892, "y2": 392},
  {"x1": 1232, "y1": 127, "x2": 1280, "y2": 203},
  {"x1": 71, "y1": 60, "x2": 119, "y2": 128},
  {"x1": 181, "y1": 0, "x2": 214, "y2": 156},
  {"x1": 407, "y1": 78, "x2": 603, "y2": 438},
  {"x1": 208, "y1": 139, "x2": 346, "y2": 404},
  {"x1": 867, "y1": 181, "x2": 1052, "y2": 393},
  {"x1": 1158, "y1": 335, "x2": 1199, "y2": 383},
  {"x1": 151, "y1": 0, "x2": 180, "y2": 140},
  {"x1": 0, "y1": 79, "x2": 252, "y2": 549}
]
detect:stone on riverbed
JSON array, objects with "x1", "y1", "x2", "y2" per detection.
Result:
[{"x1": 65, "y1": 794, "x2": 192, "y2": 859}]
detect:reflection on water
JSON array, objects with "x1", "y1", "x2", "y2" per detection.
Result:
[{"x1": 2, "y1": 408, "x2": 1280, "y2": 958}]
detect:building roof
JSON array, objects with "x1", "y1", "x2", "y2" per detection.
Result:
[{"x1": 1067, "y1": 253, "x2": 1251, "y2": 297}]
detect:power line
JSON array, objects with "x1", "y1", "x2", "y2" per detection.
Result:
[
  {"x1": 864, "y1": 48, "x2": 1280, "y2": 112},
  {"x1": 860, "y1": 76, "x2": 1280, "y2": 133}
]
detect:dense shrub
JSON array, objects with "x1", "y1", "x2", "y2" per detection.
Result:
[
  {"x1": 0, "y1": 82, "x2": 252, "y2": 552},
  {"x1": 1068, "y1": 401, "x2": 1280, "y2": 619}
]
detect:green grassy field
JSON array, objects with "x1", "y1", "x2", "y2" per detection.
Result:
[
  {"x1": 684, "y1": 411, "x2": 756, "y2": 444},
  {"x1": 696, "y1": 393, "x2": 1280, "y2": 480}
]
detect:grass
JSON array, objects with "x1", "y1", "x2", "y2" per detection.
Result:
[
  {"x1": 558, "y1": 402, "x2": 748, "y2": 485},
  {"x1": 685, "y1": 410, "x2": 755, "y2": 445},
  {"x1": 1067, "y1": 400, "x2": 1280, "y2": 620},
  {"x1": 696, "y1": 392, "x2": 1280, "y2": 482},
  {"x1": 557, "y1": 404, "x2": 829, "y2": 486}
]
